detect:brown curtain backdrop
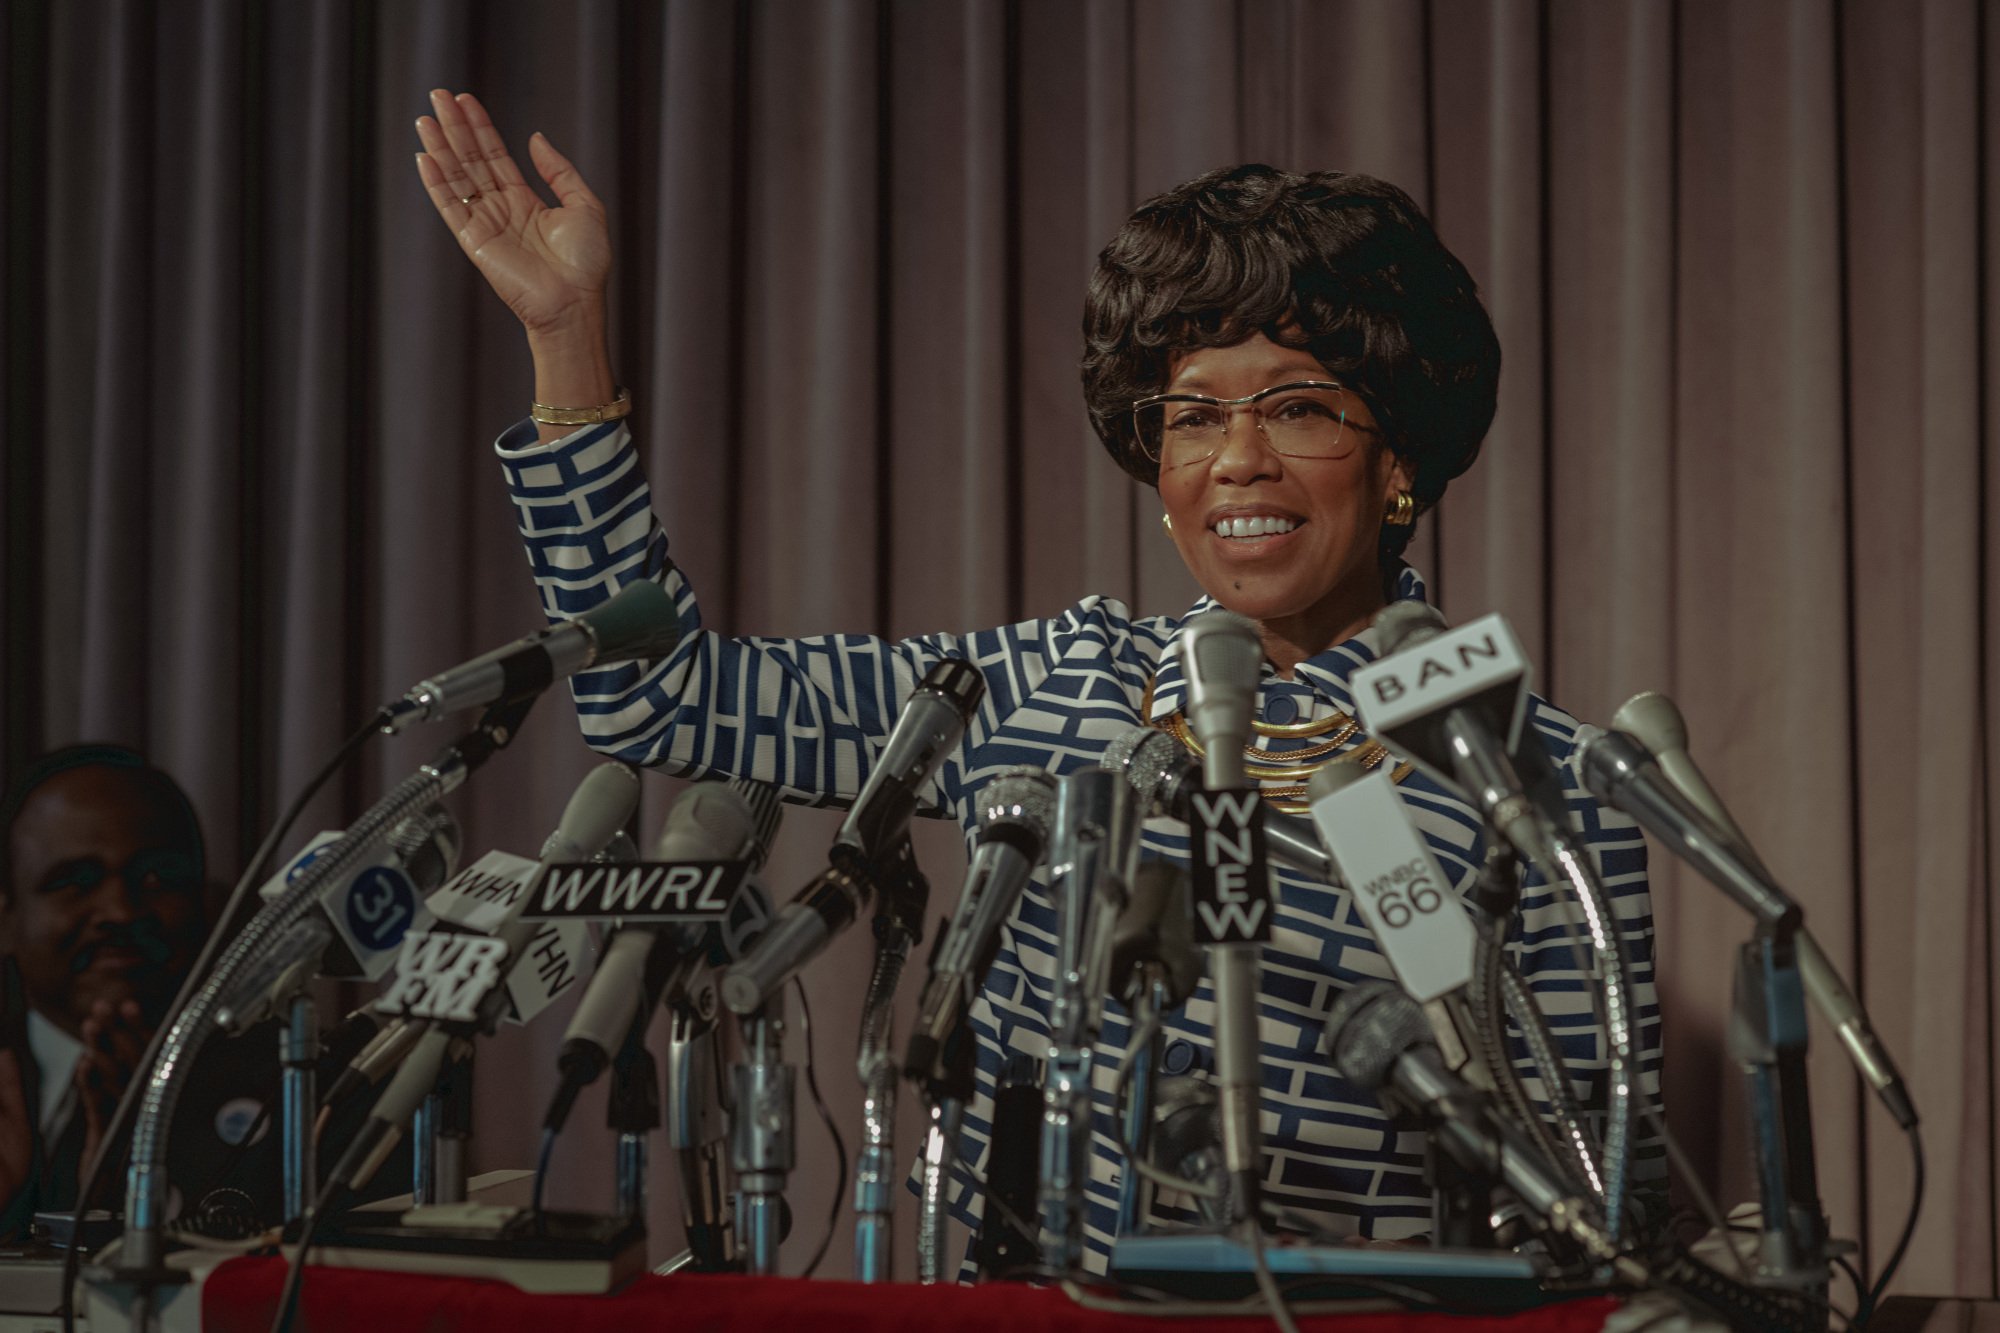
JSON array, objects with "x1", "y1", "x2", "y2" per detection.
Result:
[{"x1": 2, "y1": 0, "x2": 1993, "y2": 1298}]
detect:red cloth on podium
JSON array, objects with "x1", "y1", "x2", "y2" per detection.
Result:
[{"x1": 202, "y1": 1255, "x2": 1618, "y2": 1333}]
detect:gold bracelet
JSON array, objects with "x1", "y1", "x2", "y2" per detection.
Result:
[{"x1": 530, "y1": 386, "x2": 632, "y2": 426}]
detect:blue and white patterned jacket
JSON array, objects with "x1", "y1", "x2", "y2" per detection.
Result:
[{"x1": 497, "y1": 418, "x2": 1666, "y2": 1269}]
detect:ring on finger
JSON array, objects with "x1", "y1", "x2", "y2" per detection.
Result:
[{"x1": 458, "y1": 191, "x2": 481, "y2": 205}]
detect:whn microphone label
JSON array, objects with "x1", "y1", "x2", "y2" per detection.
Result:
[{"x1": 520, "y1": 861, "x2": 746, "y2": 922}]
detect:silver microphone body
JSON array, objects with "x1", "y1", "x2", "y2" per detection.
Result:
[
  {"x1": 1177, "y1": 610, "x2": 1266, "y2": 1225},
  {"x1": 385, "y1": 579, "x2": 683, "y2": 732},
  {"x1": 1606, "y1": 693, "x2": 1916, "y2": 1128}
]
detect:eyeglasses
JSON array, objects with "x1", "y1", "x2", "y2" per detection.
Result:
[{"x1": 1131, "y1": 380, "x2": 1373, "y2": 469}]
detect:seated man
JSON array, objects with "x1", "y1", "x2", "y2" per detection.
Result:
[{"x1": 1, "y1": 745, "x2": 208, "y2": 1238}]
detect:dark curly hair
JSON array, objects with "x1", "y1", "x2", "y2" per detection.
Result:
[{"x1": 1081, "y1": 164, "x2": 1501, "y2": 562}]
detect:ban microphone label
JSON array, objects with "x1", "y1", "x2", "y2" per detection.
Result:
[
  {"x1": 1350, "y1": 612, "x2": 1531, "y2": 746},
  {"x1": 518, "y1": 860, "x2": 746, "y2": 922},
  {"x1": 1188, "y1": 788, "x2": 1273, "y2": 944}
]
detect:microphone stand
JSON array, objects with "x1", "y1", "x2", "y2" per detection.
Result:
[
  {"x1": 729, "y1": 992, "x2": 794, "y2": 1277},
  {"x1": 280, "y1": 995, "x2": 320, "y2": 1225},
  {"x1": 1733, "y1": 919, "x2": 1828, "y2": 1290},
  {"x1": 852, "y1": 837, "x2": 928, "y2": 1283},
  {"x1": 914, "y1": 1021, "x2": 976, "y2": 1284},
  {"x1": 608, "y1": 1023, "x2": 661, "y2": 1222},
  {"x1": 666, "y1": 993, "x2": 735, "y2": 1270},
  {"x1": 1113, "y1": 975, "x2": 1171, "y2": 1238}
]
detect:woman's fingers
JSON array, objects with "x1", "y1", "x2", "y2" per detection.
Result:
[
  {"x1": 428, "y1": 88, "x2": 501, "y2": 198},
  {"x1": 414, "y1": 116, "x2": 482, "y2": 209},
  {"x1": 527, "y1": 131, "x2": 604, "y2": 216},
  {"x1": 453, "y1": 92, "x2": 529, "y2": 190}
]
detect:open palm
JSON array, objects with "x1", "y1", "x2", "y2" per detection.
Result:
[{"x1": 414, "y1": 89, "x2": 611, "y2": 336}]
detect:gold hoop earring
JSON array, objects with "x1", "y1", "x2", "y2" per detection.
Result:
[
  {"x1": 1161, "y1": 512, "x2": 1174, "y2": 535},
  {"x1": 1384, "y1": 492, "x2": 1416, "y2": 526}
]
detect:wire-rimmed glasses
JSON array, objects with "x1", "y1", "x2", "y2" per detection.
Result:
[{"x1": 1132, "y1": 380, "x2": 1373, "y2": 470}]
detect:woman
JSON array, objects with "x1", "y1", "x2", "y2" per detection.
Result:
[{"x1": 413, "y1": 89, "x2": 1663, "y2": 1267}]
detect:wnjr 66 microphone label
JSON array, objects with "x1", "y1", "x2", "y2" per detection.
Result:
[{"x1": 1188, "y1": 788, "x2": 1273, "y2": 944}]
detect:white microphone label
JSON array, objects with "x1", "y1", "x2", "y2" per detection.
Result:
[
  {"x1": 425, "y1": 850, "x2": 591, "y2": 1026},
  {"x1": 1308, "y1": 771, "x2": 1476, "y2": 1002},
  {"x1": 374, "y1": 932, "x2": 512, "y2": 1024},
  {"x1": 1352, "y1": 613, "x2": 1530, "y2": 744},
  {"x1": 259, "y1": 831, "x2": 434, "y2": 982},
  {"x1": 1187, "y1": 788, "x2": 1273, "y2": 944}
]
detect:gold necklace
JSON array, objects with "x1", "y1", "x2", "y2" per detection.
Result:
[{"x1": 1155, "y1": 700, "x2": 1413, "y2": 814}]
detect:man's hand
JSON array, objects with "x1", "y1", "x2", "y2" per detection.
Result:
[
  {"x1": 414, "y1": 89, "x2": 612, "y2": 340},
  {"x1": 73, "y1": 998, "x2": 151, "y2": 1181}
]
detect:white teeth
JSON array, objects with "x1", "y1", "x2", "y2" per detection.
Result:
[{"x1": 1213, "y1": 515, "x2": 1298, "y2": 538}]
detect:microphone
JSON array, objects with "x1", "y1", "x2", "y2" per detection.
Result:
[
  {"x1": 906, "y1": 768, "x2": 1057, "y2": 1085},
  {"x1": 1584, "y1": 701, "x2": 1916, "y2": 1130},
  {"x1": 550, "y1": 779, "x2": 783, "y2": 1128},
  {"x1": 218, "y1": 808, "x2": 463, "y2": 1031},
  {"x1": 1352, "y1": 603, "x2": 1558, "y2": 862},
  {"x1": 1037, "y1": 767, "x2": 1143, "y2": 1269},
  {"x1": 1104, "y1": 725, "x2": 1336, "y2": 882},
  {"x1": 721, "y1": 660, "x2": 985, "y2": 1016},
  {"x1": 1326, "y1": 981, "x2": 1629, "y2": 1269},
  {"x1": 1573, "y1": 726, "x2": 1799, "y2": 928},
  {"x1": 381, "y1": 578, "x2": 683, "y2": 733},
  {"x1": 833, "y1": 658, "x2": 987, "y2": 862},
  {"x1": 345, "y1": 764, "x2": 643, "y2": 1188},
  {"x1": 1175, "y1": 609, "x2": 1267, "y2": 1228},
  {"x1": 1110, "y1": 861, "x2": 1203, "y2": 1010}
]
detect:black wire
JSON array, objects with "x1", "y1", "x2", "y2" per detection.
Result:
[
  {"x1": 269, "y1": 1171, "x2": 346, "y2": 1333},
  {"x1": 1859, "y1": 1125, "x2": 1925, "y2": 1327},
  {"x1": 791, "y1": 977, "x2": 845, "y2": 1280},
  {"x1": 61, "y1": 709, "x2": 386, "y2": 1333}
]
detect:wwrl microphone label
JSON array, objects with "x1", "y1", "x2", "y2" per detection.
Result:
[
  {"x1": 520, "y1": 861, "x2": 747, "y2": 922},
  {"x1": 1188, "y1": 788, "x2": 1273, "y2": 944}
]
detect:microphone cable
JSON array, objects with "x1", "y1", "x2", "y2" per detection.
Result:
[
  {"x1": 61, "y1": 706, "x2": 390, "y2": 1333},
  {"x1": 793, "y1": 976, "x2": 846, "y2": 1280},
  {"x1": 1858, "y1": 1124, "x2": 1925, "y2": 1328}
]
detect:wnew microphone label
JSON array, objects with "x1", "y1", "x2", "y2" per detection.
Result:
[
  {"x1": 1188, "y1": 788, "x2": 1273, "y2": 944},
  {"x1": 1352, "y1": 612, "x2": 1529, "y2": 739},
  {"x1": 521, "y1": 860, "x2": 747, "y2": 922}
]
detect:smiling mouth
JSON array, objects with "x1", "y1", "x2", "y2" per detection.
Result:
[{"x1": 1210, "y1": 515, "x2": 1303, "y2": 541}]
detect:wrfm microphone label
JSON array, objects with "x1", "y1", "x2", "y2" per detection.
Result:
[
  {"x1": 1188, "y1": 788, "x2": 1273, "y2": 944},
  {"x1": 519, "y1": 861, "x2": 747, "y2": 923},
  {"x1": 375, "y1": 932, "x2": 510, "y2": 1025}
]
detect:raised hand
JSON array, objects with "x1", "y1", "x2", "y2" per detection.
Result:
[
  {"x1": 73, "y1": 997, "x2": 151, "y2": 1186},
  {"x1": 414, "y1": 90, "x2": 612, "y2": 340}
]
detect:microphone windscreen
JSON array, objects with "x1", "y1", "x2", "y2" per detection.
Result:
[
  {"x1": 725, "y1": 778, "x2": 786, "y2": 870},
  {"x1": 1104, "y1": 725, "x2": 1188, "y2": 816},
  {"x1": 1325, "y1": 980, "x2": 1431, "y2": 1092},
  {"x1": 1372, "y1": 601, "x2": 1449, "y2": 656},
  {"x1": 577, "y1": 578, "x2": 684, "y2": 663},
  {"x1": 546, "y1": 762, "x2": 642, "y2": 861}
]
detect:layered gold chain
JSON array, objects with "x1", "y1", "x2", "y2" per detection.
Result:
[{"x1": 1155, "y1": 700, "x2": 1413, "y2": 814}]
